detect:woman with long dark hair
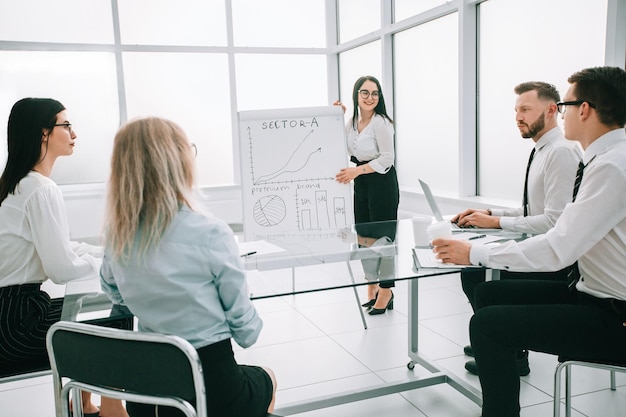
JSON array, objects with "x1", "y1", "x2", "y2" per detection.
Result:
[
  {"x1": 0, "y1": 98, "x2": 128, "y2": 417},
  {"x1": 335, "y1": 76, "x2": 399, "y2": 315}
]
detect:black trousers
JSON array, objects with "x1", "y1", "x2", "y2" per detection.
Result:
[
  {"x1": 470, "y1": 280, "x2": 626, "y2": 417},
  {"x1": 353, "y1": 162, "x2": 399, "y2": 289},
  {"x1": 460, "y1": 267, "x2": 569, "y2": 311}
]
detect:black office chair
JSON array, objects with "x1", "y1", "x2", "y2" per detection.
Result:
[
  {"x1": 47, "y1": 321, "x2": 281, "y2": 417},
  {"x1": 553, "y1": 355, "x2": 626, "y2": 417}
]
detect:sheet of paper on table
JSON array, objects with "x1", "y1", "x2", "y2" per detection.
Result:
[{"x1": 237, "y1": 240, "x2": 287, "y2": 257}]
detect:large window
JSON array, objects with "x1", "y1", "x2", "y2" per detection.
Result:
[
  {"x1": 236, "y1": 55, "x2": 328, "y2": 111},
  {"x1": 394, "y1": 12, "x2": 459, "y2": 195},
  {"x1": 338, "y1": 41, "x2": 382, "y2": 117},
  {"x1": 477, "y1": 0, "x2": 608, "y2": 201},
  {"x1": 1, "y1": 0, "x2": 623, "y2": 205},
  {"x1": 118, "y1": 0, "x2": 227, "y2": 46},
  {"x1": 0, "y1": 51, "x2": 119, "y2": 184},
  {"x1": 394, "y1": 0, "x2": 448, "y2": 21},
  {"x1": 337, "y1": 0, "x2": 380, "y2": 43},
  {"x1": 232, "y1": 0, "x2": 326, "y2": 47},
  {"x1": 0, "y1": 0, "x2": 329, "y2": 187},
  {"x1": 0, "y1": 0, "x2": 114, "y2": 43},
  {"x1": 123, "y1": 52, "x2": 233, "y2": 185}
]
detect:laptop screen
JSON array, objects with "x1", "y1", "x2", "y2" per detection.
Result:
[{"x1": 418, "y1": 179, "x2": 444, "y2": 222}]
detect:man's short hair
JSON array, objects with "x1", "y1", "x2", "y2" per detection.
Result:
[
  {"x1": 568, "y1": 66, "x2": 626, "y2": 128},
  {"x1": 514, "y1": 81, "x2": 560, "y2": 103}
]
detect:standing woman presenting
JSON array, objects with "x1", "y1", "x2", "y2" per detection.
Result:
[
  {"x1": 335, "y1": 76, "x2": 399, "y2": 315},
  {"x1": 0, "y1": 98, "x2": 128, "y2": 417}
]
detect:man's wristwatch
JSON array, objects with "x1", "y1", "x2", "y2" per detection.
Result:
[{"x1": 486, "y1": 209, "x2": 492, "y2": 216}]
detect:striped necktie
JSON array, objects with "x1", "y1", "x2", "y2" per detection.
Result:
[
  {"x1": 522, "y1": 148, "x2": 536, "y2": 217},
  {"x1": 572, "y1": 160, "x2": 585, "y2": 202},
  {"x1": 567, "y1": 156, "x2": 596, "y2": 290}
]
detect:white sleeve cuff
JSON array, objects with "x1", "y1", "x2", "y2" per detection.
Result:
[
  {"x1": 498, "y1": 216, "x2": 515, "y2": 230},
  {"x1": 368, "y1": 159, "x2": 388, "y2": 174},
  {"x1": 469, "y1": 244, "x2": 490, "y2": 267}
]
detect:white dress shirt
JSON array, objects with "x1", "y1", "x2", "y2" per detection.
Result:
[
  {"x1": 471, "y1": 129, "x2": 626, "y2": 300},
  {"x1": 346, "y1": 114, "x2": 395, "y2": 173},
  {"x1": 101, "y1": 206, "x2": 263, "y2": 349},
  {"x1": 492, "y1": 127, "x2": 581, "y2": 234},
  {"x1": 0, "y1": 172, "x2": 100, "y2": 287}
]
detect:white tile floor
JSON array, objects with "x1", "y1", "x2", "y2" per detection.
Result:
[{"x1": 2, "y1": 266, "x2": 626, "y2": 417}]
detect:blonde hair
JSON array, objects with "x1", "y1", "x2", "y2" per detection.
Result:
[{"x1": 105, "y1": 117, "x2": 195, "y2": 261}]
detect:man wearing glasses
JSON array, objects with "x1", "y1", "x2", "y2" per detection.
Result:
[
  {"x1": 432, "y1": 66, "x2": 626, "y2": 417},
  {"x1": 451, "y1": 81, "x2": 580, "y2": 376}
]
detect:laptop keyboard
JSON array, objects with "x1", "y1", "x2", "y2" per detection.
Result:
[{"x1": 451, "y1": 222, "x2": 477, "y2": 230}]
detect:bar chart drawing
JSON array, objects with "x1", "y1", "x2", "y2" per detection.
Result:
[
  {"x1": 297, "y1": 192, "x2": 348, "y2": 230},
  {"x1": 239, "y1": 106, "x2": 354, "y2": 241}
]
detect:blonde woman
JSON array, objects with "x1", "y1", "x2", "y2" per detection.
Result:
[{"x1": 100, "y1": 117, "x2": 276, "y2": 417}]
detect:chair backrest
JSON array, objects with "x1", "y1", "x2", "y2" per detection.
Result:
[{"x1": 46, "y1": 321, "x2": 207, "y2": 417}]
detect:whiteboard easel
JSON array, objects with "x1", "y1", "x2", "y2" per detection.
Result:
[{"x1": 238, "y1": 106, "x2": 354, "y2": 243}]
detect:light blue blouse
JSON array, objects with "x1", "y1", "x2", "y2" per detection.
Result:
[{"x1": 100, "y1": 206, "x2": 262, "y2": 349}]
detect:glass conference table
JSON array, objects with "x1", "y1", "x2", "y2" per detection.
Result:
[{"x1": 62, "y1": 219, "x2": 515, "y2": 414}]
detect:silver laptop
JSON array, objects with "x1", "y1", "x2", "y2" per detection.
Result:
[{"x1": 418, "y1": 179, "x2": 502, "y2": 233}]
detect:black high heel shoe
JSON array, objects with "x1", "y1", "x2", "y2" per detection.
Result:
[
  {"x1": 368, "y1": 292, "x2": 394, "y2": 315},
  {"x1": 361, "y1": 292, "x2": 378, "y2": 308}
]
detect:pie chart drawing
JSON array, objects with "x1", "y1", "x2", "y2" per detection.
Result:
[{"x1": 253, "y1": 195, "x2": 286, "y2": 227}]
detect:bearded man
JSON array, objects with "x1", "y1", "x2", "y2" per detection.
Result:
[{"x1": 450, "y1": 81, "x2": 580, "y2": 376}]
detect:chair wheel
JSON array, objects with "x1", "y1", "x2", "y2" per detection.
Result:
[{"x1": 407, "y1": 361, "x2": 416, "y2": 370}]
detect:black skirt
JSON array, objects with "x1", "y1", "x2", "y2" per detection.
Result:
[
  {"x1": 0, "y1": 283, "x2": 62, "y2": 370},
  {"x1": 127, "y1": 338, "x2": 273, "y2": 417}
]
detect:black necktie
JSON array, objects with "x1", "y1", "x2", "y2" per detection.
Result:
[
  {"x1": 567, "y1": 157, "x2": 595, "y2": 289},
  {"x1": 522, "y1": 148, "x2": 536, "y2": 217},
  {"x1": 572, "y1": 160, "x2": 585, "y2": 202}
]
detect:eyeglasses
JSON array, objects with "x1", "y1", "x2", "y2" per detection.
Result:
[
  {"x1": 190, "y1": 143, "x2": 197, "y2": 157},
  {"x1": 52, "y1": 122, "x2": 73, "y2": 132},
  {"x1": 358, "y1": 89, "x2": 380, "y2": 100},
  {"x1": 556, "y1": 100, "x2": 596, "y2": 114}
]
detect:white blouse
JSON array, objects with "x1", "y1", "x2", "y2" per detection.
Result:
[
  {"x1": 345, "y1": 114, "x2": 395, "y2": 174},
  {"x1": 0, "y1": 172, "x2": 100, "y2": 287}
]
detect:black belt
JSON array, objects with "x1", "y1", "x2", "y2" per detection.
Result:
[
  {"x1": 350, "y1": 156, "x2": 368, "y2": 166},
  {"x1": 0, "y1": 283, "x2": 42, "y2": 297}
]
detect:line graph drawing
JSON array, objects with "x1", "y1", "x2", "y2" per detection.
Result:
[{"x1": 254, "y1": 130, "x2": 321, "y2": 184}]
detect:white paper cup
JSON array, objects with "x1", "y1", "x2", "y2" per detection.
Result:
[
  {"x1": 427, "y1": 221, "x2": 452, "y2": 242},
  {"x1": 412, "y1": 215, "x2": 433, "y2": 247}
]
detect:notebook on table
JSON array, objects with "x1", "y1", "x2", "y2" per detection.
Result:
[
  {"x1": 412, "y1": 247, "x2": 472, "y2": 269},
  {"x1": 411, "y1": 232, "x2": 501, "y2": 269},
  {"x1": 418, "y1": 179, "x2": 502, "y2": 233}
]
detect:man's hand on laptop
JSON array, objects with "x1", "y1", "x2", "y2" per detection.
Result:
[
  {"x1": 452, "y1": 209, "x2": 501, "y2": 229},
  {"x1": 432, "y1": 238, "x2": 471, "y2": 265}
]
